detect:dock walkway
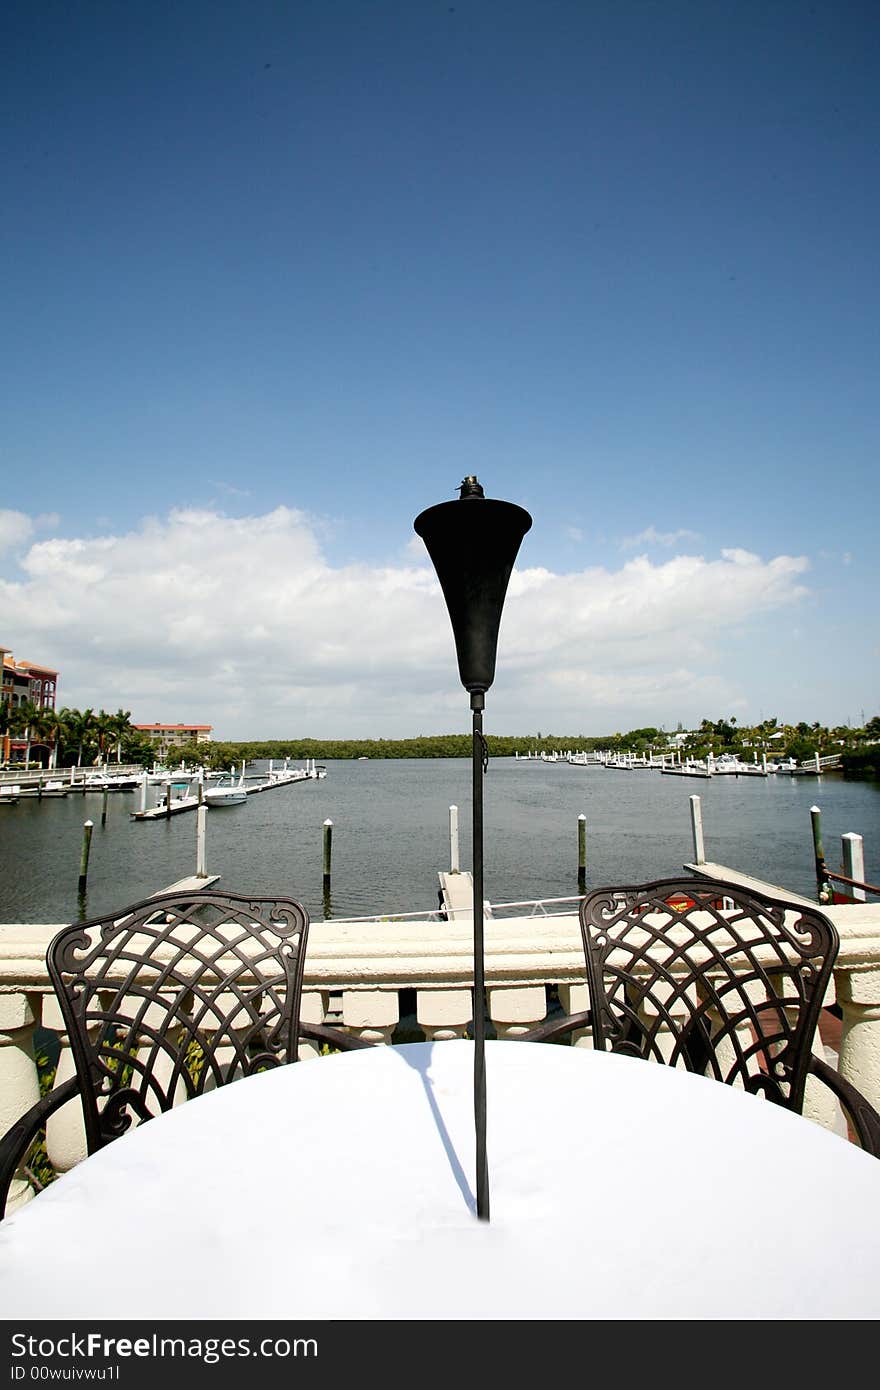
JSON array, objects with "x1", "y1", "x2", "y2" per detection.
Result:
[
  {"x1": 130, "y1": 770, "x2": 315, "y2": 821},
  {"x1": 438, "y1": 870, "x2": 477, "y2": 920}
]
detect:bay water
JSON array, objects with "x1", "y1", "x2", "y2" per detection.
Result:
[{"x1": 1, "y1": 758, "x2": 878, "y2": 925}]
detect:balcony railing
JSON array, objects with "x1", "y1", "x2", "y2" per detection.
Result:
[{"x1": 2, "y1": 888, "x2": 880, "y2": 1213}]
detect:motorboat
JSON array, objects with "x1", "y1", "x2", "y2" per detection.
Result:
[
  {"x1": 204, "y1": 782, "x2": 248, "y2": 807},
  {"x1": 82, "y1": 772, "x2": 140, "y2": 791}
]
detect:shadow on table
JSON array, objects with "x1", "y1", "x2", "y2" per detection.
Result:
[{"x1": 395, "y1": 1042, "x2": 476, "y2": 1215}]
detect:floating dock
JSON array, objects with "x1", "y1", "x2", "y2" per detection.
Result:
[{"x1": 130, "y1": 769, "x2": 317, "y2": 821}]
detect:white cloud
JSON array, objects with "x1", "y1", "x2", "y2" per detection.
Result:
[
  {"x1": 0, "y1": 508, "x2": 810, "y2": 737},
  {"x1": 621, "y1": 525, "x2": 702, "y2": 550},
  {"x1": 0, "y1": 510, "x2": 34, "y2": 555},
  {"x1": 208, "y1": 480, "x2": 251, "y2": 498}
]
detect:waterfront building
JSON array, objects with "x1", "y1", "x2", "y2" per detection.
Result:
[
  {"x1": 1, "y1": 645, "x2": 60, "y2": 763},
  {"x1": 133, "y1": 722, "x2": 213, "y2": 758}
]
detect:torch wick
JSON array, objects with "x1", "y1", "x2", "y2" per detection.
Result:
[{"x1": 459, "y1": 476, "x2": 485, "y2": 499}]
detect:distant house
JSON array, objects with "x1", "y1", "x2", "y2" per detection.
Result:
[
  {"x1": 2, "y1": 650, "x2": 58, "y2": 712},
  {"x1": 1, "y1": 645, "x2": 60, "y2": 763},
  {"x1": 133, "y1": 723, "x2": 213, "y2": 759}
]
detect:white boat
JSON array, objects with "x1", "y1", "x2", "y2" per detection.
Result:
[
  {"x1": 204, "y1": 782, "x2": 248, "y2": 807},
  {"x1": 82, "y1": 772, "x2": 140, "y2": 791}
]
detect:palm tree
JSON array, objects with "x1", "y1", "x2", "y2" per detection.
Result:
[
  {"x1": 93, "y1": 710, "x2": 116, "y2": 768},
  {"x1": 59, "y1": 707, "x2": 95, "y2": 768},
  {"x1": 39, "y1": 708, "x2": 66, "y2": 769},
  {"x1": 11, "y1": 699, "x2": 40, "y2": 768},
  {"x1": 107, "y1": 708, "x2": 133, "y2": 763},
  {"x1": 27, "y1": 706, "x2": 58, "y2": 769}
]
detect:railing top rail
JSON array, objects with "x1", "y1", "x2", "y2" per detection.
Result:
[
  {"x1": 489, "y1": 896, "x2": 582, "y2": 918},
  {"x1": 339, "y1": 894, "x2": 586, "y2": 924},
  {"x1": 334, "y1": 908, "x2": 445, "y2": 923},
  {"x1": 823, "y1": 868, "x2": 880, "y2": 897}
]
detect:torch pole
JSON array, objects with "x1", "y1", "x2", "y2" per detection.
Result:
[{"x1": 471, "y1": 691, "x2": 489, "y2": 1221}]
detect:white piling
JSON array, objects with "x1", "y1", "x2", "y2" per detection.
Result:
[
  {"x1": 140, "y1": 772, "x2": 148, "y2": 814},
  {"x1": 690, "y1": 794, "x2": 705, "y2": 865},
  {"x1": 196, "y1": 804, "x2": 208, "y2": 878},
  {"x1": 842, "y1": 833, "x2": 866, "y2": 902},
  {"x1": 449, "y1": 804, "x2": 460, "y2": 873}
]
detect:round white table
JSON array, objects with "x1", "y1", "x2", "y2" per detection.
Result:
[{"x1": 3, "y1": 1040, "x2": 879, "y2": 1320}]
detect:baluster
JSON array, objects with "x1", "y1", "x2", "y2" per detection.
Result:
[
  {"x1": 300, "y1": 991, "x2": 331, "y2": 1059},
  {"x1": 487, "y1": 985, "x2": 546, "y2": 1040},
  {"x1": 341, "y1": 989, "x2": 398, "y2": 1045},
  {"x1": 417, "y1": 988, "x2": 472, "y2": 1042},
  {"x1": 834, "y1": 966, "x2": 880, "y2": 1114},
  {"x1": 0, "y1": 992, "x2": 41, "y2": 1210},
  {"x1": 557, "y1": 983, "x2": 592, "y2": 1046}
]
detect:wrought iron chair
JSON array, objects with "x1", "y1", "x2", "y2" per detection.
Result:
[
  {"x1": 0, "y1": 890, "x2": 370, "y2": 1217},
  {"x1": 524, "y1": 876, "x2": 880, "y2": 1156}
]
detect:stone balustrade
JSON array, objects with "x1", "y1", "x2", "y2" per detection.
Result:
[{"x1": 2, "y1": 898, "x2": 880, "y2": 1211}]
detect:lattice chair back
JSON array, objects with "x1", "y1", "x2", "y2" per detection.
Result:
[
  {"x1": 580, "y1": 877, "x2": 838, "y2": 1114},
  {"x1": 47, "y1": 891, "x2": 310, "y2": 1154}
]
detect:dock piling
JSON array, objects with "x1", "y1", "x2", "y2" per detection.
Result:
[
  {"x1": 690, "y1": 794, "x2": 705, "y2": 865},
  {"x1": 165, "y1": 783, "x2": 172, "y2": 819},
  {"x1": 196, "y1": 804, "x2": 208, "y2": 878},
  {"x1": 578, "y1": 814, "x2": 587, "y2": 891},
  {"x1": 323, "y1": 819, "x2": 333, "y2": 891},
  {"x1": 842, "y1": 833, "x2": 866, "y2": 903},
  {"x1": 810, "y1": 806, "x2": 827, "y2": 897},
  {"x1": 101, "y1": 786, "x2": 109, "y2": 827},
  {"x1": 78, "y1": 820, "x2": 94, "y2": 893},
  {"x1": 449, "y1": 804, "x2": 460, "y2": 873}
]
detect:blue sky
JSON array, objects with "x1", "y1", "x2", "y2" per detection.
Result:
[{"x1": 1, "y1": 1, "x2": 877, "y2": 738}]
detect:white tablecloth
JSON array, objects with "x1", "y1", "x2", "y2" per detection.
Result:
[{"x1": 3, "y1": 1040, "x2": 879, "y2": 1319}]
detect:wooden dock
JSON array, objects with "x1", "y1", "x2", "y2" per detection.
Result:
[
  {"x1": 438, "y1": 870, "x2": 480, "y2": 920},
  {"x1": 130, "y1": 770, "x2": 315, "y2": 821},
  {"x1": 152, "y1": 873, "x2": 221, "y2": 894},
  {"x1": 683, "y1": 860, "x2": 818, "y2": 906}
]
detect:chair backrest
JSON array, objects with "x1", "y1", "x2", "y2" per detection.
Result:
[
  {"x1": 48, "y1": 891, "x2": 310, "y2": 1154},
  {"x1": 580, "y1": 877, "x2": 838, "y2": 1114}
]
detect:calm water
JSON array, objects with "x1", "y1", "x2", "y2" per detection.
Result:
[{"x1": 1, "y1": 758, "x2": 878, "y2": 924}]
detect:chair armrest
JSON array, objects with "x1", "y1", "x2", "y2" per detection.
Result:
[
  {"x1": 0, "y1": 1077, "x2": 82, "y2": 1220},
  {"x1": 300, "y1": 1021, "x2": 376, "y2": 1052},
  {"x1": 515, "y1": 1010, "x2": 593, "y2": 1045},
  {"x1": 808, "y1": 1054, "x2": 880, "y2": 1159}
]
